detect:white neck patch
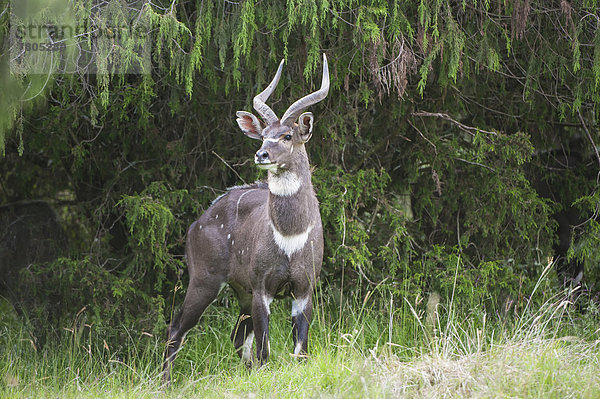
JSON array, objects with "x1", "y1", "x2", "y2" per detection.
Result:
[
  {"x1": 268, "y1": 171, "x2": 302, "y2": 196},
  {"x1": 270, "y1": 222, "x2": 313, "y2": 258}
]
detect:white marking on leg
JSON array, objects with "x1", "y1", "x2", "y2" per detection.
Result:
[
  {"x1": 291, "y1": 296, "x2": 309, "y2": 318},
  {"x1": 270, "y1": 222, "x2": 314, "y2": 258},
  {"x1": 262, "y1": 295, "x2": 273, "y2": 315},
  {"x1": 241, "y1": 332, "x2": 254, "y2": 362},
  {"x1": 294, "y1": 341, "x2": 303, "y2": 356},
  {"x1": 268, "y1": 171, "x2": 302, "y2": 196}
]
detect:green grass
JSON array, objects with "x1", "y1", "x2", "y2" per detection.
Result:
[
  {"x1": 2, "y1": 279, "x2": 600, "y2": 398},
  {"x1": 378, "y1": 288, "x2": 600, "y2": 398}
]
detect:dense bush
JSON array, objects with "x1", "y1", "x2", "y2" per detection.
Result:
[{"x1": 1, "y1": 0, "x2": 598, "y2": 337}]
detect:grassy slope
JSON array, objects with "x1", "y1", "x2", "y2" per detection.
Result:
[{"x1": 2, "y1": 285, "x2": 600, "y2": 398}]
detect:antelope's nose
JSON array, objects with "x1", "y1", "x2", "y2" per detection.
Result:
[{"x1": 255, "y1": 150, "x2": 270, "y2": 163}]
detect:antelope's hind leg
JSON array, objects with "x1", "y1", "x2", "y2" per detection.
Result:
[
  {"x1": 291, "y1": 294, "x2": 313, "y2": 359},
  {"x1": 162, "y1": 277, "x2": 224, "y2": 384},
  {"x1": 252, "y1": 292, "x2": 272, "y2": 366},
  {"x1": 231, "y1": 288, "x2": 254, "y2": 366},
  {"x1": 231, "y1": 310, "x2": 254, "y2": 366}
]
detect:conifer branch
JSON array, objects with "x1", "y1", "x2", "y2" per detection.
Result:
[
  {"x1": 577, "y1": 109, "x2": 600, "y2": 169},
  {"x1": 412, "y1": 111, "x2": 497, "y2": 136}
]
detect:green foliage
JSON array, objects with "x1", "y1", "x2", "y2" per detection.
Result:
[
  {"x1": 119, "y1": 181, "x2": 187, "y2": 267},
  {"x1": 1, "y1": 0, "x2": 599, "y2": 339},
  {"x1": 315, "y1": 167, "x2": 391, "y2": 278},
  {"x1": 17, "y1": 257, "x2": 166, "y2": 335},
  {"x1": 570, "y1": 190, "x2": 600, "y2": 282}
]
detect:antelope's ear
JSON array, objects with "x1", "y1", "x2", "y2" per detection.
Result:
[
  {"x1": 297, "y1": 112, "x2": 314, "y2": 143},
  {"x1": 236, "y1": 111, "x2": 263, "y2": 140}
]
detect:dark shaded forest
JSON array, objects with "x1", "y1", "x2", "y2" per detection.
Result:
[{"x1": 1, "y1": 0, "x2": 599, "y2": 343}]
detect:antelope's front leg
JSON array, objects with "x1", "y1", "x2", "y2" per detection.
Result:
[
  {"x1": 252, "y1": 293, "x2": 272, "y2": 365},
  {"x1": 291, "y1": 294, "x2": 312, "y2": 358}
]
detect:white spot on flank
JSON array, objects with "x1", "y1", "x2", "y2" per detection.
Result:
[
  {"x1": 241, "y1": 332, "x2": 254, "y2": 362},
  {"x1": 268, "y1": 171, "x2": 302, "y2": 196},
  {"x1": 291, "y1": 297, "x2": 309, "y2": 318},
  {"x1": 270, "y1": 222, "x2": 314, "y2": 258}
]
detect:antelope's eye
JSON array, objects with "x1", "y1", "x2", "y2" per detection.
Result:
[{"x1": 283, "y1": 134, "x2": 292, "y2": 141}]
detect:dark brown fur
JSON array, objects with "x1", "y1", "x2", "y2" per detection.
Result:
[{"x1": 162, "y1": 56, "x2": 329, "y2": 384}]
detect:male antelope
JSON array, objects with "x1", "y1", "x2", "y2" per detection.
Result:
[{"x1": 163, "y1": 54, "x2": 329, "y2": 383}]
